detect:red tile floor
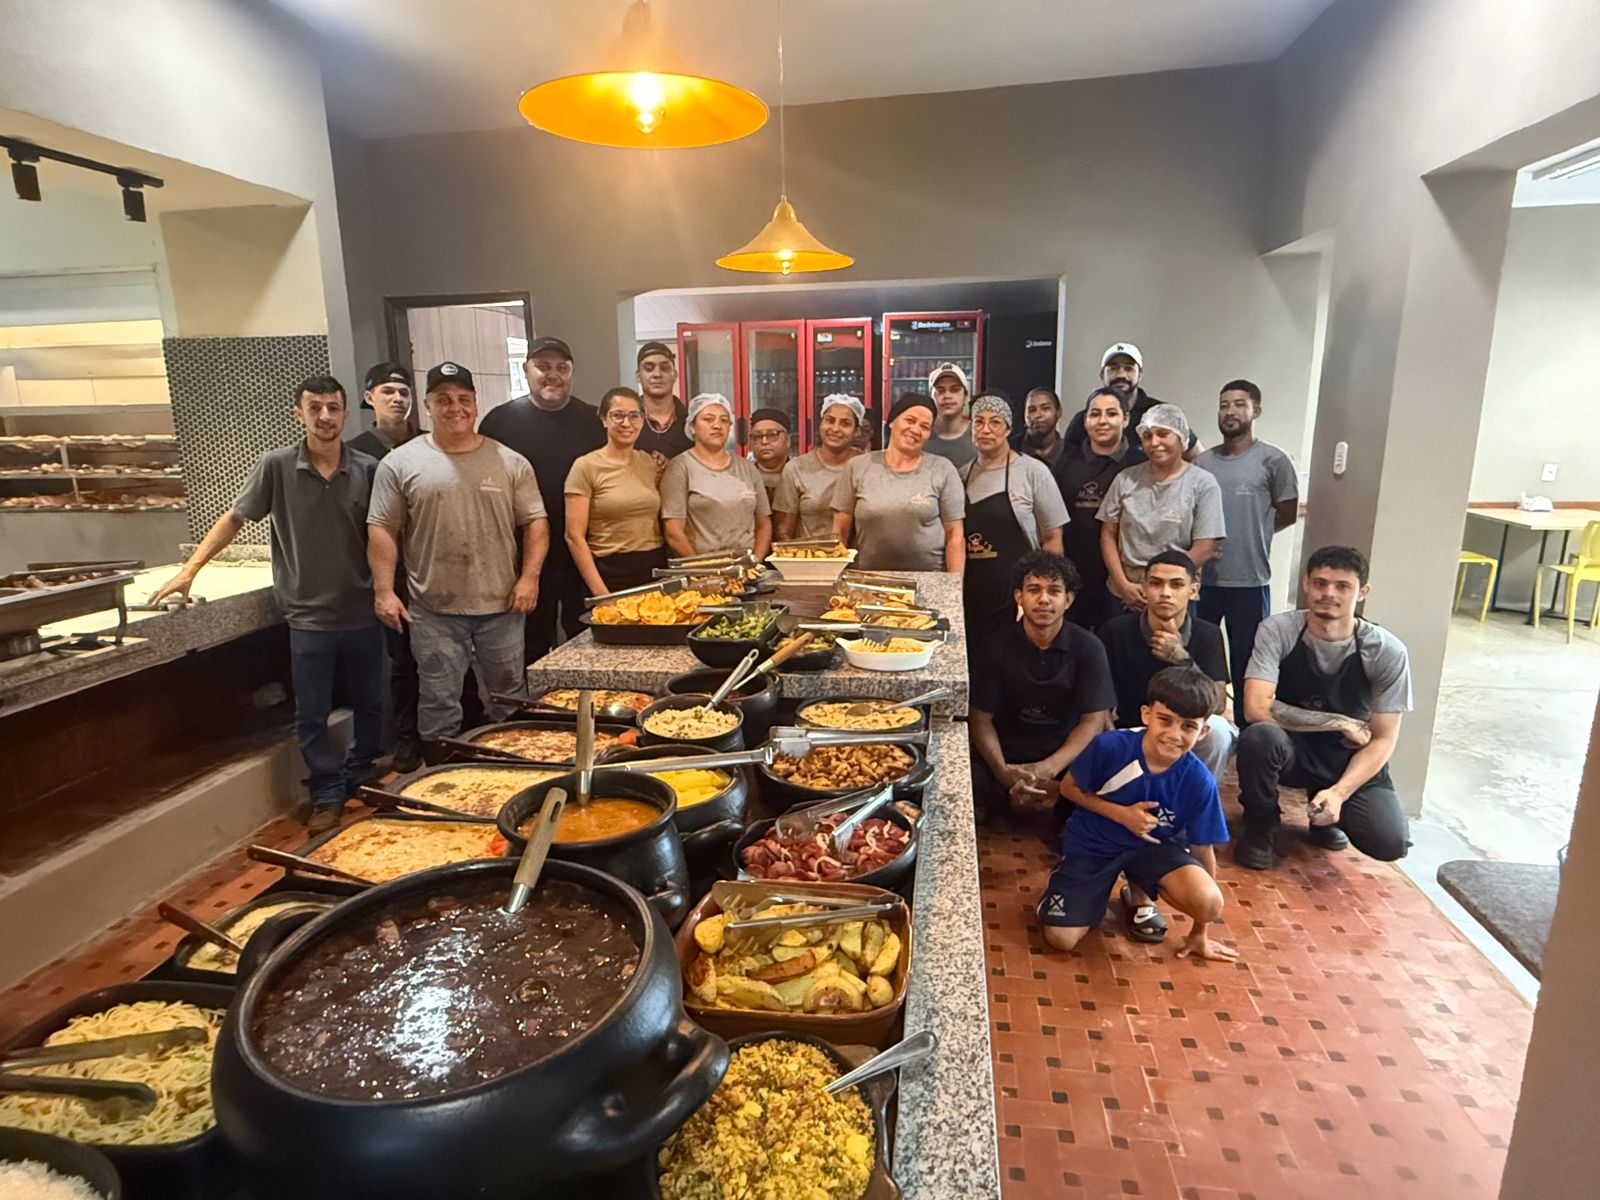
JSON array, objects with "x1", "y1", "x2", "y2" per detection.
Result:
[{"x1": 982, "y1": 786, "x2": 1534, "y2": 1200}]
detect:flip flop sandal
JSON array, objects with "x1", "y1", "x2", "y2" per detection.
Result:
[{"x1": 1120, "y1": 884, "x2": 1168, "y2": 942}]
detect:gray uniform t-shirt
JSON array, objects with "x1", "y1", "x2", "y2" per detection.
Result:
[
  {"x1": 1245, "y1": 612, "x2": 1413, "y2": 712},
  {"x1": 368, "y1": 436, "x2": 546, "y2": 616},
  {"x1": 659, "y1": 452, "x2": 771, "y2": 555},
  {"x1": 961, "y1": 453, "x2": 1070, "y2": 551},
  {"x1": 1096, "y1": 462, "x2": 1226, "y2": 573},
  {"x1": 774, "y1": 450, "x2": 851, "y2": 540},
  {"x1": 923, "y1": 428, "x2": 977, "y2": 469},
  {"x1": 831, "y1": 451, "x2": 965, "y2": 571},
  {"x1": 1194, "y1": 441, "x2": 1298, "y2": 587},
  {"x1": 233, "y1": 442, "x2": 378, "y2": 632}
]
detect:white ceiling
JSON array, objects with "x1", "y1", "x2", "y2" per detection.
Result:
[{"x1": 272, "y1": 0, "x2": 1340, "y2": 139}]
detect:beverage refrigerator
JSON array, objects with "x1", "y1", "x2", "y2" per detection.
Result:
[
  {"x1": 677, "y1": 318, "x2": 875, "y2": 453},
  {"x1": 881, "y1": 311, "x2": 985, "y2": 407}
]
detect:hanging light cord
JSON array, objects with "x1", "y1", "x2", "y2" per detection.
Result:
[{"x1": 777, "y1": 0, "x2": 787, "y2": 201}]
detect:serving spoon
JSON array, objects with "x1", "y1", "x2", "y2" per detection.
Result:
[
  {"x1": 246, "y1": 844, "x2": 377, "y2": 887},
  {"x1": 708, "y1": 649, "x2": 762, "y2": 706},
  {"x1": 844, "y1": 685, "x2": 952, "y2": 719},
  {"x1": 504, "y1": 786, "x2": 567, "y2": 916},
  {"x1": 822, "y1": 1029, "x2": 938, "y2": 1096},
  {"x1": 156, "y1": 901, "x2": 246, "y2": 956},
  {"x1": 574, "y1": 690, "x2": 597, "y2": 808}
]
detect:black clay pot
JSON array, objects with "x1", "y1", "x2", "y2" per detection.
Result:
[
  {"x1": 684, "y1": 606, "x2": 784, "y2": 669},
  {"x1": 497, "y1": 769, "x2": 691, "y2": 929},
  {"x1": 636, "y1": 694, "x2": 746, "y2": 753},
  {"x1": 211, "y1": 860, "x2": 727, "y2": 1200},
  {"x1": 3, "y1": 981, "x2": 239, "y2": 1200},
  {"x1": 731, "y1": 802, "x2": 920, "y2": 894},
  {"x1": 457, "y1": 718, "x2": 637, "y2": 764},
  {"x1": 603, "y1": 743, "x2": 750, "y2": 885},
  {"x1": 665, "y1": 668, "x2": 779, "y2": 741},
  {"x1": 0, "y1": 1128, "x2": 122, "y2": 1199}
]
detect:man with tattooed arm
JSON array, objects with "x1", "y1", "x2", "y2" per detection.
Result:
[{"x1": 1233, "y1": 545, "x2": 1412, "y2": 870}]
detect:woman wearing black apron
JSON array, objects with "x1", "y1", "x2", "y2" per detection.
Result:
[{"x1": 962, "y1": 394, "x2": 1070, "y2": 650}]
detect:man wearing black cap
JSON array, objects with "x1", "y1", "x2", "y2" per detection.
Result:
[
  {"x1": 747, "y1": 407, "x2": 792, "y2": 505},
  {"x1": 369, "y1": 361, "x2": 548, "y2": 750},
  {"x1": 350, "y1": 363, "x2": 416, "y2": 461},
  {"x1": 479, "y1": 336, "x2": 604, "y2": 662},
  {"x1": 634, "y1": 341, "x2": 690, "y2": 469}
]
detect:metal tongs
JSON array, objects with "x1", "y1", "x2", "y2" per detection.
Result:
[
  {"x1": 775, "y1": 781, "x2": 898, "y2": 850},
  {"x1": 0, "y1": 1073, "x2": 157, "y2": 1107},
  {"x1": 583, "y1": 575, "x2": 690, "y2": 609},
  {"x1": 772, "y1": 536, "x2": 846, "y2": 552},
  {"x1": 1, "y1": 1027, "x2": 208, "y2": 1071},
  {"x1": 667, "y1": 548, "x2": 758, "y2": 570},
  {"x1": 724, "y1": 898, "x2": 902, "y2": 936},
  {"x1": 708, "y1": 879, "x2": 874, "y2": 916},
  {"x1": 608, "y1": 726, "x2": 930, "y2": 776}
]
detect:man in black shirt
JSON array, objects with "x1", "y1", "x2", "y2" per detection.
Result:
[
  {"x1": 1097, "y1": 550, "x2": 1235, "y2": 780},
  {"x1": 350, "y1": 362, "x2": 415, "y2": 461},
  {"x1": 1053, "y1": 386, "x2": 1146, "y2": 629},
  {"x1": 1012, "y1": 386, "x2": 1065, "y2": 470},
  {"x1": 634, "y1": 340, "x2": 691, "y2": 469},
  {"x1": 970, "y1": 550, "x2": 1116, "y2": 822},
  {"x1": 479, "y1": 336, "x2": 604, "y2": 662},
  {"x1": 1062, "y1": 343, "x2": 1200, "y2": 459}
]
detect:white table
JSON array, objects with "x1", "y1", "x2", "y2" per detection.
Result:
[{"x1": 1465, "y1": 506, "x2": 1600, "y2": 619}]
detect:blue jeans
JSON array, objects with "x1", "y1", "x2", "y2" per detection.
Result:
[
  {"x1": 289, "y1": 624, "x2": 387, "y2": 808},
  {"x1": 408, "y1": 607, "x2": 527, "y2": 740},
  {"x1": 1198, "y1": 585, "x2": 1271, "y2": 726}
]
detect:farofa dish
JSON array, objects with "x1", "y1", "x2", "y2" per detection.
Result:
[
  {"x1": 798, "y1": 701, "x2": 920, "y2": 731},
  {"x1": 657, "y1": 1039, "x2": 874, "y2": 1200},
  {"x1": 306, "y1": 819, "x2": 502, "y2": 882},
  {"x1": 642, "y1": 705, "x2": 740, "y2": 740},
  {"x1": 589, "y1": 588, "x2": 709, "y2": 625},
  {"x1": 768, "y1": 744, "x2": 914, "y2": 790},
  {"x1": 398, "y1": 766, "x2": 563, "y2": 818}
]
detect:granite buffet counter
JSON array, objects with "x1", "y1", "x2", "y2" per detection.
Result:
[
  {"x1": 0, "y1": 560, "x2": 278, "y2": 716},
  {"x1": 528, "y1": 570, "x2": 972, "y2": 718}
]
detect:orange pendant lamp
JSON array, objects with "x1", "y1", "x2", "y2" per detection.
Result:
[
  {"x1": 716, "y1": 1, "x2": 852, "y2": 275},
  {"x1": 518, "y1": 1, "x2": 767, "y2": 150}
]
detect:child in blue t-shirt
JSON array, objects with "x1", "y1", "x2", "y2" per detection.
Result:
[{"x1": 1037, "y1": 666, "x2": 1240, "y2": 962}]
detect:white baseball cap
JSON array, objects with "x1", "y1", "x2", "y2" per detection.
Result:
[
  {"x1": 927, "y1": 362, "x2": 970, "y2": 393},
  {"x1": 1101, "y1": 342, "x2": 1144, "y2": 369}
]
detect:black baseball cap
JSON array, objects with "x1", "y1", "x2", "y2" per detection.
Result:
[
  {"x1": 748, "y1": 407, "x2": 792, "y2": 432},
  {"x1": 636, "y1": 340, "x2": 675, "y2": 366},
  {"x1": 425, "y1": 361, "x2": 475, "y2": 393},
  {"x1": 527, "y1": 336, "x2": 573, "y2": 361},
  {"x1": 363, "y1": 362, "x2": 413, "y2": 391}
]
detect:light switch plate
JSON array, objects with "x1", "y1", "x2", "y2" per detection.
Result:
[
  {"x1": 1542, "y1": 462, "x2": 1559, "y2": 482},
  {"x1": 1333, "y1": 441, "x2": 1348, "y2": 477}
]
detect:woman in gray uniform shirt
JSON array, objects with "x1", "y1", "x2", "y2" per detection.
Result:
[
  {"x1": 832, "y1": 392, "x2": 966, "y2": 572},
  {"x1": 774, "y1": 393, "x2": 864, "y2": 541},
  {"x1": 660, "y1": 392, "x2": 773, "y2": 559}
]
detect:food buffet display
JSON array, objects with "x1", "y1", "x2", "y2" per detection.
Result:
[{"x1": 1, "y1": 570, "x2": 1000, "y2": 1200}]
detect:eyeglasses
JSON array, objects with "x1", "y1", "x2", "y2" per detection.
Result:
[
  {"x1": 607, "y1": 410, "x2": 643, "y2": 423},
  {"x1": 749, "y1": 429, "x2": 786, "y2": 442}
]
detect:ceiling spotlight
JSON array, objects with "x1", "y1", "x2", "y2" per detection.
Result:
[
  {"x1": 120, "y1": 185, "x2": 146, "y2": 222},
  {"x1": 10, "y1": 158, "x2": 40, "y2": 202}
]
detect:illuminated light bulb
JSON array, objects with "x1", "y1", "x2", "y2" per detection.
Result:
[{"x1": 627, "y1": 72, "x2": 666, "y2": 135}]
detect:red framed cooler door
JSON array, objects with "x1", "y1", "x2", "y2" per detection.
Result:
[
  {"x1": 803, "y1": 317, "x2": 872, "y2": 449},
  {"x1": 881, "y1": 310, "x2": 986, "y2": 407},
  {"x1": 741, "y1": 320, "x2": 805, "y2": 452},
  {"x1": 676, "y1": 323, "x2": 741, "y2": 408}
]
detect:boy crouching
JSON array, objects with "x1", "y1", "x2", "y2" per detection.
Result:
[{"x1": 1037, "y1": 666, "x2": 1239, "y2": 962}]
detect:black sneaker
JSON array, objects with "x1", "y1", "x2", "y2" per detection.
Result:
[
  {"x1": 391, "y1": 739, "x2": 424, "y2": 774},
  {"x1": 1307, "y1": 822, "x2": 1350, "y2": 852},
  {"x1": 1234, "y1": 828, "x2": 1275, "y2": 870}
]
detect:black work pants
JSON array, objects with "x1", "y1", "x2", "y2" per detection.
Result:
[
  {"x1": 1235, "y1": 723, "x2": 1409, "y2": 861},
  {"x1": 524, "y1": 555, "x2": 588, "y2": 665}
]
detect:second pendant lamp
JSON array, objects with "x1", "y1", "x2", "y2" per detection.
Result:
[{"x1": 717, "y1": 1, "x2": 852, "y2": 276}]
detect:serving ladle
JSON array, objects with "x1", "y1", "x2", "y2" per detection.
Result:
[{"x1": 504, "y1": 786, "x2": 567, "y2": 916}]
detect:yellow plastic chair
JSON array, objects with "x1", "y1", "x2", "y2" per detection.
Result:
[
  {"x1": 1455, "y1": 551, "x2": 1498, "y2": 622},
  {"x1": 1532, "y1": 520, "x2": 1600, "y2": 642}
]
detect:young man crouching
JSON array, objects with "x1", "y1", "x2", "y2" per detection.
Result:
[{"x1": 1037, "y1": 666, "x2": 1239, "y2": 962}]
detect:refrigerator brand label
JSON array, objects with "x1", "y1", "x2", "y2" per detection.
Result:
[
  {"x1": 1025, "y1": 339, "x2": 1053, "y2": 349},
  {"x1": 816, "y1": 333, "x2": 833, "y2": 343},
  {"x1": 911, "y1": 320, "x2": 954, "y2": 331}
]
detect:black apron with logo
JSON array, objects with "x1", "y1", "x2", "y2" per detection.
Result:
[
  {"x1": 1275, "y1": 620, "x2": 1392, "y2": 789},
  {"x1": 962, "y1": 456, "x2": 1034, "y2": 650}
]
